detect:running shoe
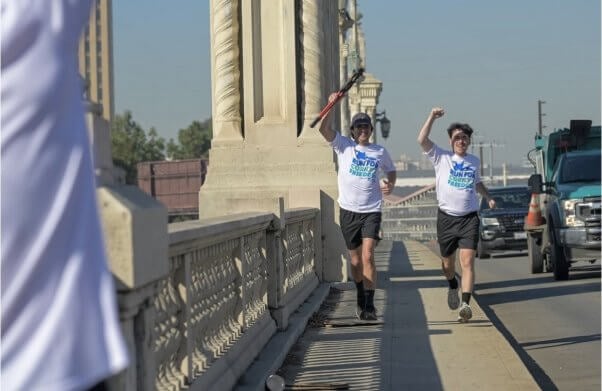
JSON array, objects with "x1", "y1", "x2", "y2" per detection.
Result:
[
  {"x1": 447, "y1": 288, "x2": 460, "y2": 310},
  {"x1": 356, "y1": 305, "x2": 364, "y2": 320},
  {"x1": 362, "y1": 308, "x2": 378, "y2": 321},
  {"x1": 458, "y1": 302, "x2": 472, "y2": 323}
]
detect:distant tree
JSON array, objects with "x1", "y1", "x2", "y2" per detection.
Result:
[
  {"x1": 111, "y1": 111, "x2": 166, "y2": 184},
  {"x1": 167, "y1": 119, "x2": 212, "y2": 160}
]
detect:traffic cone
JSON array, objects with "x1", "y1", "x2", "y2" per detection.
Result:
[{"x1": 525, "y1": 193, "x2": 543, "y2": 226}]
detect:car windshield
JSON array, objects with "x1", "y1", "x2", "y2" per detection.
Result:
[
  {"x1": 559, "y1": 155, "x2": 601, "y2": 183},
  {"x1": 481, "y1": 189, "x2": 530, "y2": 210}
]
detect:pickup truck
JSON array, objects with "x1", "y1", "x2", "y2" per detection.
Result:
[{"x1": 526, "y1": 120, "x2": 601, "y2": 280}]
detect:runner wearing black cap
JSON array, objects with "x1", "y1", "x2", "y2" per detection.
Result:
[{"x1": 318, "y1": 94, "x2": 396, "y2": 320}]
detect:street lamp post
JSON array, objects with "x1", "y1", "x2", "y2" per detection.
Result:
[
  {"x1": 375, "y1": 111, "x2": 391, "y2": 140},
  {"x1": 338, "y1": 1, "x2": 353, "y2": 134}
]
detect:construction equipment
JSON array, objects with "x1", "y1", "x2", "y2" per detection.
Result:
[{"x1": 525, "y1": 120, "x2": 601, "y2": 280}]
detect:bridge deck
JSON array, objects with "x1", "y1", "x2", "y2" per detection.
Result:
[{"x1": 238, "y1": 240, "x2": 539, "y2": 391}]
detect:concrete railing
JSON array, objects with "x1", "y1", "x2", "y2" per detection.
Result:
[
  {"x1": 382, "y1": 184, "x2": 438, "y2": 242},
  {"x1": 113, "y1": 208, "x2": 320, "y2": 391}
]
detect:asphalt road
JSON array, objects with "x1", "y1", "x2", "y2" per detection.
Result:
[{"x1": 472, "y1": 251, "x2": 601, "y2": 391}]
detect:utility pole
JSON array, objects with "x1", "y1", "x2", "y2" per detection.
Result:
[
  {"x1": 473, "y1": 141, "x2": 504, "y2": 184},
  {"x1": 538, "y1": 100, "x2": 546, "y2": 136},
  {"x1": 489, "y1": 142, "x2": 495, "y2": 183},
  {"x1": 479, "y1": 145, "x2": 484, "y2": 177}
]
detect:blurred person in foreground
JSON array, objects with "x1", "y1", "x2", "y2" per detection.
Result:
[
  {"x1": 1, "y1": 1, "x2": 129, "y2": 390},
  {"x1": 417, "y1": 107, "x2": 496, "y2": 323},
  {"x1": 318, "y1": 94, "x2": 396, "y2": 321}
]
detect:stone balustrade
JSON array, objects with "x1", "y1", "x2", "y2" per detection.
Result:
[
  {"x1": 382, "y1": 185, "x2": 438, "y2": 242},
  {"x1": 112, "y1": 208, "x2": 319, "y2": 391}
]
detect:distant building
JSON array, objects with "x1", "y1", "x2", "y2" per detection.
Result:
[
  {"x1": 395, "y1": 153, "x2": 418, "y2": 171},
  {"x1": 78, "y1": 0, "x2": 114, "y2": 121}
]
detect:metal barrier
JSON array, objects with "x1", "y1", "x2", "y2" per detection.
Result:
[{"x1": 382, "y1": 184, "x2": 438, "y2": 242}]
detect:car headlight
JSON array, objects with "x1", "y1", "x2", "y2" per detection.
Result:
[
  {"x1": 481, "y1": 217, "x2": 500, "y2": 226},
  {"x1": 562, "y1": 199, "x2": 584, "y2": 227}
]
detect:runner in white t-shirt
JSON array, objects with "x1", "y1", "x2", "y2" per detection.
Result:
[
  {"x1": 319, "y1": 94, "x2": 396, "y2": 321},
  {"x1": 417, "y1": 107, "x2": 496, "y2": 322},
  {"x1": 1, "y1": 1, "x2": 129, "y2": 390}
]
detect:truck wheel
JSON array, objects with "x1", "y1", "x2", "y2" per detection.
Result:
[
  {"x1": 549, "y1": 222, "x2": 569, "y2": 280},
  {"x1": 478, "y1": 241, "x2": 490, "y2": 259},
  {"x1": 528, "y1": 233, "x2": 544, "y2": 274}
]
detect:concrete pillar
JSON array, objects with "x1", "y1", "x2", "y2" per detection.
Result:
[
  {"x1": 358, "y1": 72, "x2": 382, "y2": 144},
  {"x1": 338, "y1": 0, "x2": 352, "y2": 136},
  {"x1": 200, "y1": 1, "x2": 348, "y2": 282},
  {"x1": 83, "y1": 88, "x2": 169, "y2": 391},
  {"x1": 85, "y1": 102, "x2": 114, "y2": 186}
]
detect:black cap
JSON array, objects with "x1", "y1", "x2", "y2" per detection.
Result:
[{"x1": 350, "y1": 112, "x2": 373, "y2": 129}]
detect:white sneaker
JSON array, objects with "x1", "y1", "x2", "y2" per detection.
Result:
[
  {"x1": 356, "y1": 305, "x2": 364, "y2": 320},
  {"x1": 458, "y1": 302, "x2": 472, "y2": 323},
  {"x1": 447, "y1": 288, "x2": 460, "y2": 310}
]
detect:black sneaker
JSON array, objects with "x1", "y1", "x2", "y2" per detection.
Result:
[
  {"x1": 362, "y1": 310, "x2": 378, "y2": 320},
  {"x1": 362, "y1": 307, "x2": 377, "y2": 321},
  {"x1": 447, "y1": 288, "x2": 460, "y2": 310}
]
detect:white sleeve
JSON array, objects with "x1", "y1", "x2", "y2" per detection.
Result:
[
  {"x1": 330, "y1": 131, "x2": 353, "y2": 154},
  {"x1": 424, "y1": 143, "x2": 442, "y2": 166},
  {"x1": 380, "y1": 148, "x2": 396, "y2": 173}
]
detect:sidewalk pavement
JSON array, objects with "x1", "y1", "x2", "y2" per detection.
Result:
[{"x1": 237, "y1": 239, "x2": 540, "y2": 391}]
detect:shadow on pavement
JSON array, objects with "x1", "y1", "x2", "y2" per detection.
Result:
[
  {"x1": 476, "y1": 282, "x2": 600, "y2": 305},
  {"x1": 275, "y1": 240, "x2": 445, "y2": 390},
  {"x1": 521, "y1": 333, "x2": 601, "y2": 350},
  {"x1": 473, "y1": 298, "x2": 560, "y2": 391}
]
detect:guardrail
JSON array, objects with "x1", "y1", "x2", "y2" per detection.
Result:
[
  {"x1": 115, "y1": 208, "x2": 319, "y2": 391},
  {"x1": 382, "y1": 184, "x2": 438, "y2": 242}
]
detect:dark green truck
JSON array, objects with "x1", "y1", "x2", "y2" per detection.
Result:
[{"x1": 526, "y1": 120, "x2": 601, "y2": 280}]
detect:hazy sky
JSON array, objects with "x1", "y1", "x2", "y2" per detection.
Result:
[{"x1": 113, "y1": 0, "x2": 600, "y2": 165}]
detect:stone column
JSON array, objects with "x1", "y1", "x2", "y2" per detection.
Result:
[
  {"x1": 83, "y1": 80, "x2": 169, "y2": 391},
  {"x1": 358, "y1": 72, "x2": 382, "y2": 144},
  {"x1": 85, "y1": 101, "x2": 114, "y2": 186},
  {"x1": 200, "y1": 1, "x2": 348, "y2": 282},
  {"x1": 338, "y1": 0, "x2": 352, "y2": 136},
  {"x1": 210, "y1": 0, "x2": 243, "y2": 144}
]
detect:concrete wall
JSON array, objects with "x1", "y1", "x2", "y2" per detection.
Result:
[
  {"x1": 100, "y1": 200, "x2": 320, "y2": 390},
  {"x1": 200, "y1": 0, "x2": 349, "y2": 283}
]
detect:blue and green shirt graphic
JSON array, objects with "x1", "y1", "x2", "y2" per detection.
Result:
[
  {"x1": 349, "y1": 149, "x2": 379, "y2": 179},
  {"x1": 448, "y1": 160, "x2": 476, "y2": 190}
]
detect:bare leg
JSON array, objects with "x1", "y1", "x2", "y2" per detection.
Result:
[
  {"x1": 441, "y1": 253, "x2": 456, "y2": 280},
  {"x1": 361, "y1": 238, "x2": 378, "y2": 289},
  {"x1": 349, "y1": 246, "x2": 363, "y2": 283},
  {"x1": 458, "y1": 248, "x2": 475, "y2": 294}
]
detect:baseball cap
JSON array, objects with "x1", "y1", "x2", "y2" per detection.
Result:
[{"x1": 350, "y1": 112, "x2": 373, "y2": 129}]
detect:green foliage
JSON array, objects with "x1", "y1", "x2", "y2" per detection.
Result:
[
  {"x1": 111, "y1": 111, "x2": 212, "y2": 184},
  {"x1": 167, "y1": 119, "x2": 212, "y2": 160},
  {"x1": 111, "y1": 111, "x2": 166, "y2": 184}
]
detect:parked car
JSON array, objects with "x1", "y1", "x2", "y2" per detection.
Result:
[{"x1": 478, "y1": 186, "x2": 532, "y2": 258}]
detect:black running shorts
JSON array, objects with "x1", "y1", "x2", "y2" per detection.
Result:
[
  {"x1": 437, "y1": 209, "x2": 479, "y2": 257},
  {"x1": 340, "y1": 208, "x2": 382, "y2": 250}
]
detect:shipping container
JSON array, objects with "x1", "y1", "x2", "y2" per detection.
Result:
[{"x1": 137, "y1": 158, "x2": 207, "y2": 217}]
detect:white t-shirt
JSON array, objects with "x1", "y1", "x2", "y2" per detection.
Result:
[
  {"x1": 1, "y1": 1, "x2": 129, "y2": 390},
  {"x1": 425, "y1": 144, "x2": 482, "y2": 216},
  {"x1": 331, "y1": 132, "x2": 395, "y2": 213}
]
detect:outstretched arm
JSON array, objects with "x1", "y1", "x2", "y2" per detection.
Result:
[
  {"x1": 317, "y1": 93, "x2": 338, "y2": 142},
  {"x1": 476, "y1": 182, "x2": 496, "y2": 208},
  {"x1": 381, "y1": 171, "x2": 397, "y2": 195},
  {"x1": 417, "y1": 107, "x2": 444, "y2": 152}
]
